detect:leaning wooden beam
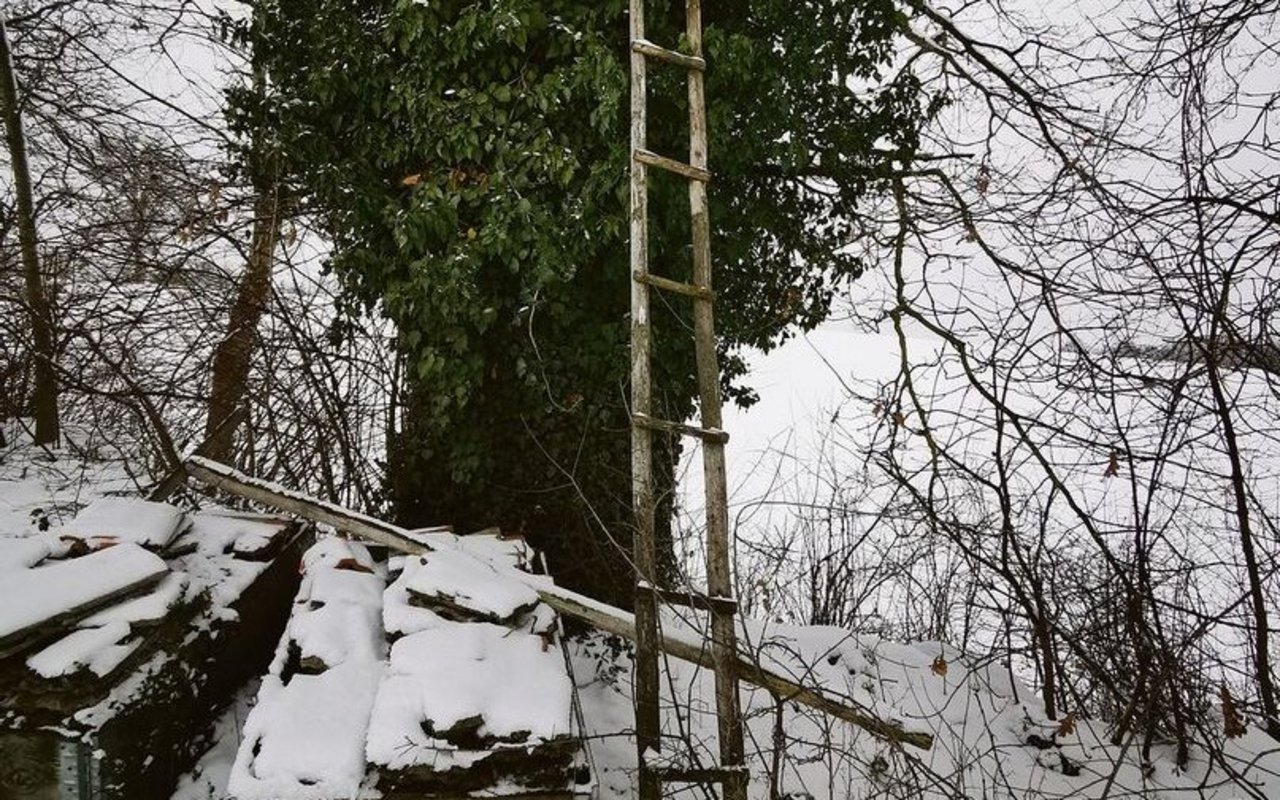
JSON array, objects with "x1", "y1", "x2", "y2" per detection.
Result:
[
  {"x1": 534, "y1": 589, "x2": 934, "y2": 751},
  {"x1": 184, "y1": 456, "x2": 431, "y2": 556},
  {"x1": 181, "y1": 457, "x2": 934, "y2": 750}
]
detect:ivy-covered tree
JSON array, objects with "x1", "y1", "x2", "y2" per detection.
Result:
[{"x1": 229, "y1": 0, "x2": 936, "y2": 604}]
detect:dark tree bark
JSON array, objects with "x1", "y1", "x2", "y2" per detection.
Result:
[
  {"x1": 203, "y1": 186, "x2": 279, "y2": 462},
  {"x1": 0, "y1": 17, "x2": 58, "y2": 445}
]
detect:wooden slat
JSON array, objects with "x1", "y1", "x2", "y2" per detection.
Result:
[
  {"x1": 648, "y1": 586, "x2": 738, "y2": 614},
  {"x1": 0, "y1": 570, "x2": 167, "y2": 661},
  {"x1": 533, "y1": 587, "x2": 935, "y2": 750},
  {"x1": 633, "y1": 271, "x2": 713, "y2": 301},
  {"x1": 184, "y1": 456, "x2": 432, "y2": 556},
  {"x1": 631, "y1": 38, "x2": 706, "y2": 71},
  {"x1": 631, "y1": 413, "x2": 729, "y2": 444},
  {"x1": 633, "y1": 148, "x2": 711, "y2": 183}
]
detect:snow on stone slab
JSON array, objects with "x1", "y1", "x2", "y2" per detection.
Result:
[
  {"x1": 365, "y1": 622, "x2": 573, "y2": 770},
  {"x1": 304, "y1": 564, "x2": 385, "y2": 610},
  {"x1": 80, "y1": 571, "x2": 189, "y2": 628},
  {"x1": 302, "y1": 536, "x2": 379, "y2": 574},
  {"x1": 26, "y1": 620, "x2": 140, "y2": 678},
  {"x1": 400, "y1": 548, "x2": 539, "y2": 623},
  {"x1": 454, "y1": 529, "x2": 534, "y2": 571},
  {"x1": 289, "y1": 600, "x2": 384, "y2": 670},
  {"x1": 0, "y1": 543, "x2": 168, "y2": 644},
  {"x1": 228, "y1": 661, "x2": 383, "y2": 800},
  {"x1": 51, "y1": 496, "x2": 187, "y2": 549},
  {"x1": 187, "y1": 509, "x2": 292, "y2": 557},
  {"x1": 287, "y1": 543, "x2": 387, "y2": 669},
  {"x1": 382, "y1": 566, "x2": 454, "y2": 638}
]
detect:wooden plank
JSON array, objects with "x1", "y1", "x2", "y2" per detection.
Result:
[
  {"x1": 631, "y1": 38, "x2": 706, "y2": 71},
  {"x1": 0, "y1": 571, "x2": 166, "y2": 662},
  {"x1": 638, "y1": 582, "x2": 738, "y2": 614},
  {"x1": 533, "y1": 587, "x2": 935, "y2": 750},
  {"x1": 183, "y1": 456, "x2": 430, "y2": 556},
  {"x1": 633, "y1": 148, "x2": 712, "y2": 183}
]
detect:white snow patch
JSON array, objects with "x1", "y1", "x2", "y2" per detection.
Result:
[
  {"x1": 26, "y1": 621, "x2": 139, "y2": 678},
  {"x1": 0, "y1": 543, "x2": 168, "y2": 641},
  {"x1": 50, "y1": 496, "x2": 187, "y2": 549},
  {"x1": 365, "y1": 621, "x2": 573, "y2": 770},
  {"x1": 80, "y1": 571, "x2": 189, "y2": 628},
  {"x1": 229, "y1": 662, "x2": 383, "y2": 800},
  {"x1": 398, "y1": 548, "x2": 538, "y2": 622}
]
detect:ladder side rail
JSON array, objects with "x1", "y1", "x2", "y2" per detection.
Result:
[
  {"x1": 628, "y1": 4, "x2": 662, "y2": 800},
  {"x1": 685, "y1": 3, "x2": 748, "y2": 800}
]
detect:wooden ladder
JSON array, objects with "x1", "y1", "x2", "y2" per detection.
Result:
[{"x1": 628, "y1": 3, "x2": 748, "y2": 800}]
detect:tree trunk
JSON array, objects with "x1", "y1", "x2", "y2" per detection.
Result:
[
  {"x1": 0, "y1": 17, "x2": 58, "y2": 445},
  {"x1": 203, "y1": 186, "x2": 279, "y2": 461}
]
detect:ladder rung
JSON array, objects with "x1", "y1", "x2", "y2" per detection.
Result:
[
  {"x1": 634, "y1": 149, "x2": 711, "y2": 183},
  {"x1": 632, "y1": 413, "x2": 729, "y2": 444},
  {"x1": 661, "y1": 588, "x2": 738, "y2": 614},
  {"x1": 633, "y1": 271, "x2": 713, "y2": 301},
  {"x1": 631, "y1": 38, "x2": 707, "y2": 71},
  {"x1": 637, "y1": 580, "x2": 738, "y2": 614},
  {"x1": 648, "y1": 766, "x2": 749, "y2": 784}
]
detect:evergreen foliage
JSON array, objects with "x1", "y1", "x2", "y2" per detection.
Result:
[{"x1": 228, "y1": 0, "x2": 937, "y2": 603}]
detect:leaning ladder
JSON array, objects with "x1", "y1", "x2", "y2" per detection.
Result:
[{"x1": 628, "y1": 2, "x2": 748, "y2": 800}]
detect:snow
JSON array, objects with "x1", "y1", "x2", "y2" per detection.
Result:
[
  {"x1": 80, "y1": 571, "x2": 189, "y2": 627},
  {"x1": 289, "y1": 600, "x2": 384, "y2": 669},
  {"x1": 453, "y1": 529, "x2": 534, "y2": 571},
  {"x1": 398, "y1": 547, "x2": 539, "y2": 622},
  {"x1": 228, "y1": 661, "x2": 384, "y2": 800},
  {"x1": 569, "y1": 623, "x2": 1280, "y2": 800},
  {"x1": 382, "y1": 570, "x2": 453, "y2": 638},
  {"x1": 26, "y1": 621, "x2": 139, "y2": 678},
  {"x1": 229, "y1": 539, "x2": 387, "y2": 799},
  {"x1": 0, "y1": 534, "x2": 52, "y2": 571},
  {"x1": 0, "y1": 542, "x2": 168, "y2": 642},
  {"x1": 186, "y1": 510, "x2": 292, "y2": 557},
  {"x1": 49, "y1": 495, "x2": 187, "y2": 549},
  {"x1": 365, "y1": 621, "x2": 574, "y2": 770},
  {"x1": 301, "y1": 535, "x2": 380, "y2": 574}
]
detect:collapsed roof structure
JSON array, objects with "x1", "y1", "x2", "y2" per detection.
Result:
[{"x1": 0, "y1": 497, "x2": 307, "y2": 799}]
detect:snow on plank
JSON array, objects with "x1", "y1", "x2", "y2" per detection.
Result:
[
  {"x1": 0, "y1": 535, "x2": 52, "y2": 572},
  {"x1": 367, "y1": 621, "x2": 572, "y2": 764},
  {"x1": 365, "y1": 620, "x2": 580, "y2": 794},
  {"x1": 50, "y1": 496, "x2": 187, "y2": 550},
  {"x1": 80, "y1": 571, "x2": 190, "y2": 629},
  {"x1": 229, "y1": 539, "x2": 386, "y2": 799},
  {"x1": 0, "y1": 543, "x2": 168, "y2": 658},
  {"x1": 26, "y1": 621, "x2": 139, "y2": 679},
  {"x1": 185, "y1": 509, "x2": 296, "y2": 560},
  {"x1": 400, "y1": 548, "x2": 539, "y2": 624},
  {"x1": 228, "y1": 660, "x2": 383, "y2": 800}
]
